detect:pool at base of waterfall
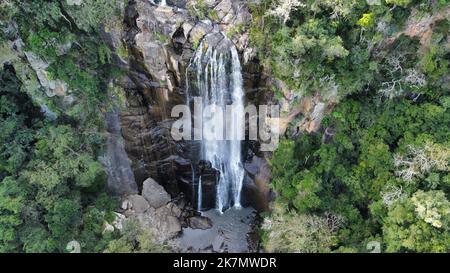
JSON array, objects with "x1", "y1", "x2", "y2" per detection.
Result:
[{"x1": 178, "y1": 207, "x2": 259, "y2": 253}]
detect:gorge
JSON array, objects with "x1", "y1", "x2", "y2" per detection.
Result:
[{"x1": 1, "y1": 0, "x2": 448, "y2": 254}]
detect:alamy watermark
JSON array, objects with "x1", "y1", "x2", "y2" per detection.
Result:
[{"x1": 170, "y1": 97, "x2": 280, "y2": 151}]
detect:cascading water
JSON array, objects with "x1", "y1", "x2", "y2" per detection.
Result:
[
  {"x1": 186, "y1": 33, "x2": 245, "y2": 212},
  {"x1": 197, "y1": 176, "x2": 202, "y2": 211}
]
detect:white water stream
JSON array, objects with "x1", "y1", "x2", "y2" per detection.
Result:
[{"x1": 188, "y1": 34, "x2": 245, "y2": 212}]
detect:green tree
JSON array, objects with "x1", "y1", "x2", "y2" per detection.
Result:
[
  {"x1": 262, "y1": 203, "x2": 338, "y2": 253},
  {"x1": 383, "y1": 191, "x2": 449, "y2": 252}
]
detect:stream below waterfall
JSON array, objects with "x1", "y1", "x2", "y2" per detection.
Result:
[{"x1": 179, "y1": 207, "x2": 258, "y2": 253}]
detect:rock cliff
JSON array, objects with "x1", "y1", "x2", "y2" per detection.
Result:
[{"x1": 103, "y1": 0, "x2": 274, "y2": 211}]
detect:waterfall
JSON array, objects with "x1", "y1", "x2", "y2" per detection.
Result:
[
  {"x1": 187, "y1": 33, "x2": 245, "y2": 212},
  {"x1": 197, "y1": 176, "x2": 202, "y2": 211},
  {"x1": 229, "y1": 47, "x2": 245, "y2": 209}
]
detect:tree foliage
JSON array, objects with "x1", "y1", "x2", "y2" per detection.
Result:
[
  {"x1": 0, "y1": 0, "x2": 124, "y2": 253},
  {"x1": 258, "y1": 0, "x2": 450, "y2": 253}
]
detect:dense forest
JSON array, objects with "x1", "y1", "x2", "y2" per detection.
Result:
[
  {"x1": 0, "y1": 0, "x2": 449, "y2": 253},
  {"x1": 251, "y1": 0, "x2": 449, "y2": 252},
  {"x1": 0, "y1": 0, "x2": 167, "y2": 253}
]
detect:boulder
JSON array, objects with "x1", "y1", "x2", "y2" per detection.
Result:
[
  {"x1": 154, "y1": 205, "x2": 183, "y2": 237},
  {"x1": 127, "y1": 194, "x2": 150, "y2": 213},
  {"x1": 142, "y1": 177, "x2": 171, "y2": 208},
  {"x1": 187, "y1": 216, "x2": 213, "y2": 230}
]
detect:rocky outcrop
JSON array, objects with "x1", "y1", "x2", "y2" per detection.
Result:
[
  {"x1": 0, "y1": 22, "x2": 73, "y2": 118},
  {"x1": 272, "y1": 7, "x2": 450, "y2": 139},
  {"x1": 272, "y1": 75, "x2": 336, "y2": 136},
  {"x1": 120, "y1": 187, "x2": 183, "y2": 243},
  {"x1": 295, "y1": 95, "x2": 335, "y2": 134},
  {"x1": 1, "y1": 0, "x2": 275, "y2": 213},
  {"x1": 103, "y1": 212, "x2": 127, "y2": 233}
]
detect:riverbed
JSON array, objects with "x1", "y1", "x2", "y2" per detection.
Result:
[{"x1": 178, "y1": 207, "x2": 258, "y2": 253}]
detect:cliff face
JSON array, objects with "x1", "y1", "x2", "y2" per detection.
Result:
[{"x1": 100, "y1": 0, "x2": 274, "y2": 211}]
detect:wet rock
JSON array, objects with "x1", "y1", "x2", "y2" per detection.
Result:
[
  {"x1": 179, "y1": 207, "x2": 258, "y2": 253},
  {"x1": 196, "y1": 160, "x2": 219, "y2": 210},
  {"x1": 142, "y1": 177, "x2": 171, "y2": 208},
  {"x1": 187, "y1": 216, "x2": 213, "y2": 230},
  {"x1": 203, "y1": 31, "x2": 228, "y2": 51}
]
